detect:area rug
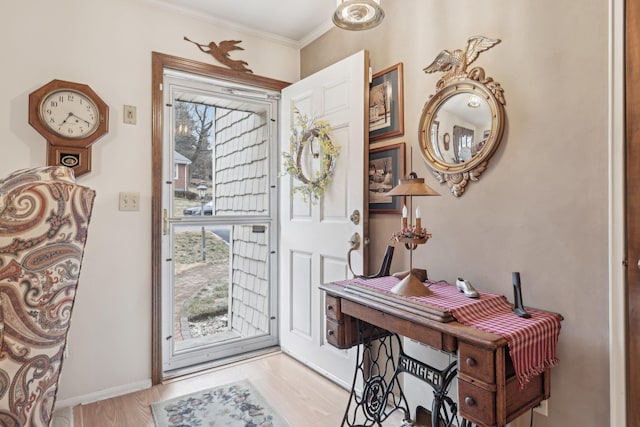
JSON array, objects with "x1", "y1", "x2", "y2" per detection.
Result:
[{"x1": 151, "y1": 379, "x2": 291, "y2": 427}]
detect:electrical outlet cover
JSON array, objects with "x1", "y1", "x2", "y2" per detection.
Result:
[{"x1": 534, "y1": 399, "x2": 549, "y2": 416}]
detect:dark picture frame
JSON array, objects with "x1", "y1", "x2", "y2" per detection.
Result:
[
  {"x1": 369, "y1": 63, "x2": 404, "y2": 142},
  {"x1": 368, "y1": 143, "x2": 406, "y2": 214}
]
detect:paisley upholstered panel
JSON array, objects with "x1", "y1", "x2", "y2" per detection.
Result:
[{"x1": 0, "y1": 166, "x2": 95, "y2": 427}]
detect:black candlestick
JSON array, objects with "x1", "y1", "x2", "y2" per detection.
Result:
[{"x1": 512, "y1": 272, "x2": 531, "y2": 318}]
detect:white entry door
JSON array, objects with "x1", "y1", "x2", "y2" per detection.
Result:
[{"x1": 279, "y1": 50, "x2": 369, "y2": 388}]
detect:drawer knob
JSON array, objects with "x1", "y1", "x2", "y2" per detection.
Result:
[
  {"x1": 465, "y1": 396, "x2": 476, "y2": 407},
  {"x1": 466, "y1": 357, "x2": 477, "y2": 367},
  {"x1": 327, "y1": 305, "x2": 334, "y2": 311},
  {"x1": 328, "y1": 330, "x2": 334, "y2": 336}
]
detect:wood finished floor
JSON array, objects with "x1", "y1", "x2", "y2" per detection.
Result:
[{"x1": 71, "y1": 351, "x2": 406, "y2": 426}]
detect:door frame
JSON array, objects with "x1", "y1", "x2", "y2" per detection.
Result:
[
  {"x1": 151, "y1": 52, "x2": 289, "y2": 384},
  {"x1": 609, "y1": 0, "x2": 626, "y2": 425},
  {"x1": 626, "y1": 0, "x2": 640, "y2": 425}
]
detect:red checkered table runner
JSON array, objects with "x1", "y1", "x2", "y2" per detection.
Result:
[{"x1": 332, "y1": 276, "x2": 562, "y2": 388}]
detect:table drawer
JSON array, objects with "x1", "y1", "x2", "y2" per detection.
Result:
[
  {"x1": 505, "y1": 369, "x2": 545, "y2": 419},
  {"x1": 459, "y1": 341, "x2": 495, "y2": 385},
  {"x1": 459, "y1": 378, "x2": 496, "y2": 426},
  {"x1": 326, "y1": 318, "x2": 348, "y2": 348},
  {"x1": 325, "y1": 295, "x2": 342, "y2": 321},
  {"x1": 326, "y1": 316, "x2": 389, "y2": 349}
]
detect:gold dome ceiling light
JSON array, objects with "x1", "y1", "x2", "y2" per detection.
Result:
[{"x1": 332, "y1": 0, "x2": 385, "y2": 31}]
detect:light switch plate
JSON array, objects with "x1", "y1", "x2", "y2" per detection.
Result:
[
  {"x1": 123, "y1": 105, "x2": 137, "y2": 125},
  {"x1": 119, "y1": 192, "x2": 140, "y2": 211}
]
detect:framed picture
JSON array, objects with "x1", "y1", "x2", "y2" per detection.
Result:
[
  {"x1": 368, "y1": 143, "x2": 406, "y2": 214},
  {"x1": 369, "y1": 63, "x2": 404, "y2": 142}
]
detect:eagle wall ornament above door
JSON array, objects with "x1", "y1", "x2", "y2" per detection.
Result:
[
  {"x1": 418, "y1": 36, "x2": 506, "y2": 197},
  {"x1": 184, "y1": 37, "x2": 253, "y2": 73}
]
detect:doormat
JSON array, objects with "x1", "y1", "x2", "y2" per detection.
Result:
[{"x1": 151, "y1": 379, "x2": 291, "y2": 427}]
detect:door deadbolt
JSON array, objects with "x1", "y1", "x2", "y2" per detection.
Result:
[{"x1": 350, "y1": 209, "x2": 361, "y2": 225}]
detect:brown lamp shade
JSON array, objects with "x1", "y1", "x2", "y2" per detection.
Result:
[{"x1": 386, "y1": 176, "x2": 440, "y2": 197}]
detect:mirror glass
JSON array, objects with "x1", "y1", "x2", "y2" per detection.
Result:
[{"x1": 429, "y1": 92, "x2": 492, "y2": 166}]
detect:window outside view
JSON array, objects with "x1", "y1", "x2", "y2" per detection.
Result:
[{"x1": 171, "y1": 98, "x2": 271, "y2": 353}]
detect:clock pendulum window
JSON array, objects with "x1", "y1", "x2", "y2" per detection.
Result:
[{"x1": 28, "y1": 79, "x2": 109, "y2": 177}]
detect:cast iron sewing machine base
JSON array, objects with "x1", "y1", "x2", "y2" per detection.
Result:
[{"x1": 340, "y1": 320, "x2": 475, "y2": 427}]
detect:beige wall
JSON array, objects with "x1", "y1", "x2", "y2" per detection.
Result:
[
  {"x1": 0, "y1": 0, "x2": 299, "y2": 404},
  {"x1": 0, "y1": 0, "x2": 614, "y2": 423},
  {"x1": 302, "y1": 1, "x2": 609, "y2": 426}
]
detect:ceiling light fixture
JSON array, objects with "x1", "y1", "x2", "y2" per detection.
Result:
[
  {"x1": 333, "y1": 0, "x2": 385, "y2": 31},
  {"x1": 467, "y1": 94, "x2": 481, "y2": 108}
]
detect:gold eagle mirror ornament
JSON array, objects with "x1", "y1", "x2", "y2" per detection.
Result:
[{"x1": 419, "y1": 36, "x2": 506, "y2": 197}]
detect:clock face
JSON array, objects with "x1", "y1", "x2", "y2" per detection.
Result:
[{"x1": 39, "y1": 89, "x2": 100, "y2": 139}]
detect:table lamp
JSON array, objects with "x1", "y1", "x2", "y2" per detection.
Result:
[{"x1": 386, "y1": 172, "x2": 440, "y2": 296}]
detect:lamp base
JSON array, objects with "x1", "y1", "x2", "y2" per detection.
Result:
[
  {"x1": 390, "y1": 271, "x2": 431, "y2": 297},
  {"x1": 392, "y1": 268, "x2": 427, "y2": 282}
]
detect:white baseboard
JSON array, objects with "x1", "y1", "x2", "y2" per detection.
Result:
[
  {"x1": 55, "y1": 379, "x2": 152, "y2": 408},
  {"x1": 52, "y1": 406, "x2": 73, "y2": 427}
]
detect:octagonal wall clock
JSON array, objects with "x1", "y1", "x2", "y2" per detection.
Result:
[{"x1": 29, "y1": 79, "x2": 109, "y2": 177}]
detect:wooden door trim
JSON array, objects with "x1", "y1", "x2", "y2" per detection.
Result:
[
  {"x1": 627, "y1": 0, "x2": 640, "y2": 424},
  {"x1": 150, "y1": 52, "x2": 289, "y2": 384}
]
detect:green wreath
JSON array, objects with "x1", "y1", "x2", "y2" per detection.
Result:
[{"x1": 282, "y1": 108, "x2": 340, "y2": 203}]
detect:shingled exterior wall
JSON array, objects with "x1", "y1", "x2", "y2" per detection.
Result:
[{"x1": 214, "y1": 107, "x2": 270, "y2": 337}]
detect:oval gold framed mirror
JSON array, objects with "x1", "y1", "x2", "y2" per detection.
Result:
[{"x1": 419, "y1": 36, "x2": 506, "y2": 196}]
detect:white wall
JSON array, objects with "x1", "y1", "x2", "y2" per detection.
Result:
[{"x1": 0, "y1": 0, "x2": 299, "y2": 404}]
